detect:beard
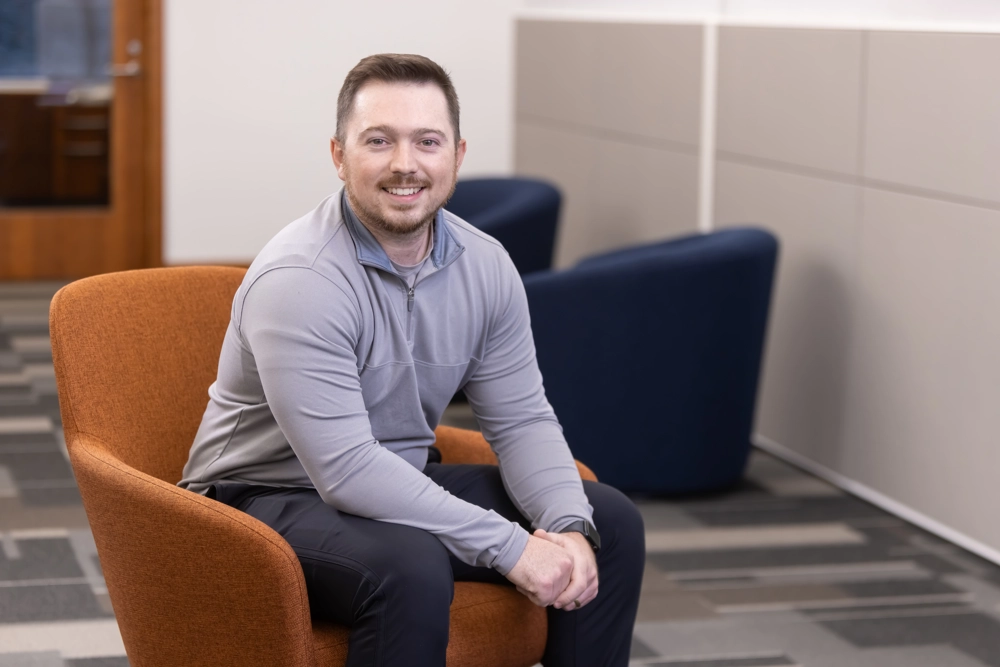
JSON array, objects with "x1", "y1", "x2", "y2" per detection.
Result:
[{"x1": 343, "y1": 163, "x2": 459, "y2": 238}]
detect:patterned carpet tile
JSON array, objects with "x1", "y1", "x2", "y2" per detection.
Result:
[{"x1": 4, "y1": 284, "x2": 1000, "y2": 666}]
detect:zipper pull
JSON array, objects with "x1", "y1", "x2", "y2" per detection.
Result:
[{"x1": 407, "y1": 287, "x2": 415, "y2": 312}]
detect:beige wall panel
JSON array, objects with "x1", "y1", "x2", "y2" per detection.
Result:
[
  {"x1": 717, "y1": 27, "x2": 864, "y2": 176},
  {"x1": 516, "y1": 20, "x2": 599, "y2": 128},
  {"x1": 516, "y1": 21, "x2": 702, "y2": 146},
  {"x1": 586, "y1": 138, "x2": 699, "y2": 263},
  {"x1": 514, "y1": 122, "x2": 597, "y2": 269},
  {"x1": 864, "y1": 32, "x2": 1000, "y2": 204},
  {"x1": 589, "y1": 23, "x2": 703, "y2": 147},
  {"x1": 715, "y1": 160, "x2": 861, "y2": 465},
  {"x1": 843, "y1": 189, "x2": 1000, "y2": 551}
]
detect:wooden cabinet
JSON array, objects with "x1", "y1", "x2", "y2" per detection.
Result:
[{"x1": 0, "y1": 94, "x2": 110, "y2": 207}]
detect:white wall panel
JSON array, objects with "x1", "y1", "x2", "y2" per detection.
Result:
[
  {"x1": 724, "y1": 0, "x2": 1000, "y2": 24},
  {"x1": 523, "y1": 0, "x2": 1000, "y2": 26}
]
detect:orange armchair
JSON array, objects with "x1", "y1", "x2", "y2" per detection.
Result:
[{"x1": 50, "y1": 267, "x2": 596, "y2": 667}]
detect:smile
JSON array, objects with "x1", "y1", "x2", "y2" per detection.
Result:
[{"x1": 384, "y1": 187, "x2": 424, "y2": 196}]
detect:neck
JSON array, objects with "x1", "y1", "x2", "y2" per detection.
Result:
[{"x1": 362, "y1": 217, "x2": 433, "y2": 266}]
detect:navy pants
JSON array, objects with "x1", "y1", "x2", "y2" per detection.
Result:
[{"x1": 211, "y1": 463, "x2": 645, "y2": 666}]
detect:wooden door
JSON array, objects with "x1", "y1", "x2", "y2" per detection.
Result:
[{"x1": 0, "y1": 0, "x2": 161, "y2": 279}]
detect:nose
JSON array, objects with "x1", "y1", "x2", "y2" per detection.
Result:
[{"x1": 389, "y1": 143, "x2": 417, "y2": 175}]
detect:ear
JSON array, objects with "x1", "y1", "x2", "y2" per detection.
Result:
[
  {"x1": 331, "y1": 137, "x2": 347, "y2": 181},
  {"x1": 454, "y1": 137, "x2": 468, "y2": 174}
]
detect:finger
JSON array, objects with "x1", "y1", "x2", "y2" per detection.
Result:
[
  {"x1": 544, "y1": 535, "x2": 578, "y2": 557},
  {"x1": 535, "y1": 586, "x2": 561, "y2": 608},
  {"x1": 552, "y1": 561, "x2": 588, "y2": 609},
  {"x1": 549, "y1": 566, "x2": 576, "y2": 609},
  {"x1": 534, "y1": 529, "x2": 578, "y2": 549},
  {"x1": 579, "y1": 566, "x2": 600, "y2": 604},
  {"x1": 553, "y1": 579, "x2": 587, "y2": 609},
  {"x1": 556, "y1": 560, "x2": 598, "y2": 610},
  {"x1": 533, "y1": 529, "x2": 564, "y2": 546},
  {"x1": 576, "y1": 580, "x2": 599, "y2": 608},
  {"x1": 562, "y1": 583, "x2": 597, "y2": 611},
  {"x1": 582, "y1": 567, "x2": 599, "y2": 600},
  {"x1": 549, "y1": 541, "x2": 588, "y2": 609}
]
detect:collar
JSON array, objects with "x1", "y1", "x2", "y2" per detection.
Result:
[{"x1": 340, "y1": 189, "x2": 465, "y2": 274}]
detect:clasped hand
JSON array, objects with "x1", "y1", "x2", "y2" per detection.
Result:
[{"x1": 505, "y1": 528, "x2": 599, "y2": 610}]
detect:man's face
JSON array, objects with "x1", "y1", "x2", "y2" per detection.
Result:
[{"x1": 332, "y1": 81, "x2": 467, "y2": 236}]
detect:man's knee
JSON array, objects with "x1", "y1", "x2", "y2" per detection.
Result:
[{"x1": 583, "y1": 481, "x2": 645, "y2": 559}]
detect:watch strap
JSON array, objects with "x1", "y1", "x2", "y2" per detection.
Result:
[{"x1": 558, "y1": 519, "x2": 601, "y2": 553}]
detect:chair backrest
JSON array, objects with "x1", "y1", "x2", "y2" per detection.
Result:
[
  {"x1": 523, "y1": 228, "x2": 778, "y2": 494},
  {"x1": 446, "y1": 177, "x2": 561, "y2": 275},
  {"x1": 50, "y1": 267, "x2": 320, "y2": 667},
  {"x1": 51, "y1": 266, "x2": 247, "y2": 483}
]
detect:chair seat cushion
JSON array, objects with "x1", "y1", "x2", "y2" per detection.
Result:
[{"x1": 313, "y1": 581, "x2": 547, "y2": 666}]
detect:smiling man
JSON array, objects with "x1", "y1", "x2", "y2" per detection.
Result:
[{"x1": 179, "y1": 54, "x2": 644, "y2": 666}]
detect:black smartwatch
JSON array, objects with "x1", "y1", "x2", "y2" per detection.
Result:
[{"x1": 558, "y1": 520, "x2": 601, "y2": 553}]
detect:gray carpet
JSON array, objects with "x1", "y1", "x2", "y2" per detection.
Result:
[{"x1": 3, "y1": 281, "x2": 1000, "y2": 666}]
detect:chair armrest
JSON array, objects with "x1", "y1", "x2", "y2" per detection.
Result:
[
  {"x1": 433, "y1": 425, "x2": 597, "y2": 482},
  {"x1": 70, "y1": 433, "x2": 317, "y2": 667}
]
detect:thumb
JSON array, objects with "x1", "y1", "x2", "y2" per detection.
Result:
[
  {"x1": 535, "y1": 528, "x2": 558, "y2": 542},
  {"x1": 534, "y1": 529, "x2": 566, "y2": 546}
]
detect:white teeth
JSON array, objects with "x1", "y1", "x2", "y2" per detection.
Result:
[{"x1": 386, "y1": 187, "x2": 422, "y2": 196}]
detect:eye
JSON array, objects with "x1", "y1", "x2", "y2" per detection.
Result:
[
  {"x1": 419, "y1": 139, "x2": 439, "y2": 147},
  {"x1": 368, "y1": 138, "x2": 387, "y2": 146}
]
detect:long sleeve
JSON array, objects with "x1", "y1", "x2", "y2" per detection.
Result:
[
  {"x1": 462, "y1": 259, "x2": 595, "y2": 534},
  {"x1": 239, "y1": 267, "x2": 530, "y2": 575}
]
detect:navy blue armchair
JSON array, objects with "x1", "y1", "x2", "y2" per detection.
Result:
[
  {"x1": 446, "y1": 177, "x2": 560, "y2": 275},
  {"x1": 524, "y1": 228, "x2": 779, "y2": 495}
]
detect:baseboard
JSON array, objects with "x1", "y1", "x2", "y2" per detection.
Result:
[{"x1": 752, "y1": 433, "x2": 1000, "y2": 568}]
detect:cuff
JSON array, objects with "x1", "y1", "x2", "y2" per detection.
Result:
[{"x1": 490, "y1": 522, "x2": 531, "y2": 576}]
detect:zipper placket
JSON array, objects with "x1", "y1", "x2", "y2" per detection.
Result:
[
  {"x1": 398, "y1": 276, "x2": 416, "y2": 344},
  {"x1": 357, "y1": 249, "x2": 462, "y2": 344}
]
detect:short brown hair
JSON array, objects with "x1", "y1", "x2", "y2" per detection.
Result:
[{"x1": 336, "y1": 53, "x2": 461, "y2": 143}]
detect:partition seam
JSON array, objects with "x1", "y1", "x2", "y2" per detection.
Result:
[
  {"x1": 697, "y1": 21, "x2": 719, "y2": 233},
  {"x1": 517, "y1": 114, "x2": 699, "y2": 155}
]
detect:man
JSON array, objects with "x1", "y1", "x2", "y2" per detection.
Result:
[{"x1": 179, "y1": 54, "x2": 644, "y2": 666}]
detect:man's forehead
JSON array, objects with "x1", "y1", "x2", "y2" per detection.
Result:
[{"x1": 350, "y1": 81, "x2": 450, "y2": 131}]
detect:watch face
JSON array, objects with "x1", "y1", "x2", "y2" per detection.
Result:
[{"x1": 585, "y1": 523, "x2": 601, "y2": 551}]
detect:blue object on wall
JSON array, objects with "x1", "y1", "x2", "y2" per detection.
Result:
[
  {"x1": 523, "y1": 227, "x2": 779, "y2": 495},
  {"x1": 446, "y1": 177, "x2": 560, "y2": 276},
  {"x1": 0, "y1": 0, "x2": 36, "y2": 76}
]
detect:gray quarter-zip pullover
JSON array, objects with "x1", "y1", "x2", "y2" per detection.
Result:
[{"x1": 178, "y1": 189, "x2": 593, "y2": 575}]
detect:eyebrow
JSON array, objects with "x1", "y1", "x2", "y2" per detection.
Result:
[{"x1": 360, "y1": 125, "x2": 449, "y2": 141}]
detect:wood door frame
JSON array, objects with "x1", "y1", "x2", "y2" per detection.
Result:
[{"x1": 144, "y1": 0, "x2": 163, "y2": 268}]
